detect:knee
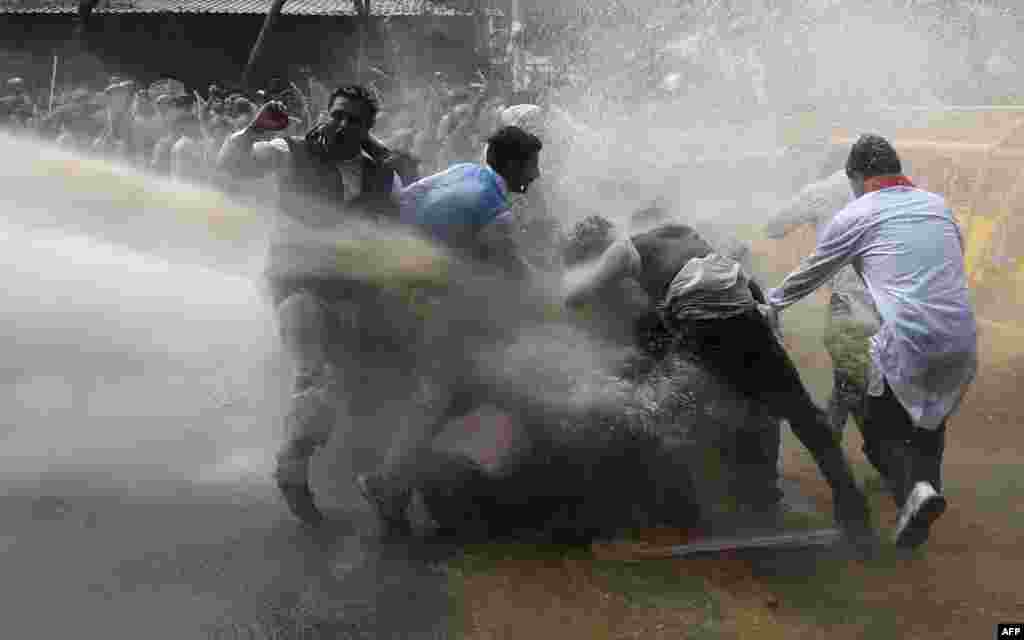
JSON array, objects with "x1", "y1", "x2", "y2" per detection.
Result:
[
  {"x1": 274, "y1": 438, "x2": 316, "y2": 486},
  {"x1": 277, "y1": 290, "x2": 329, "y2": 351},
  {"x1": 281, "y1": 384, "x2": 337, "y2": 451}
]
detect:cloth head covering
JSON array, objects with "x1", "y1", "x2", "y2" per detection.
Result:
[{"x1": 499, "y1": 104, "x2": 544, "y2": 137}]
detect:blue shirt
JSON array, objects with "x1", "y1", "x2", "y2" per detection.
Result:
[{"x1": 399, "y1": 163, "x2": 510, "y2": 250}]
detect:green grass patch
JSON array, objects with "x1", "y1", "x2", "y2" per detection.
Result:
[
  {"x1": 448, "y1": 541, "x2": 723, "y2": 637},
  {"x1": 753, "y1": 549, "x2": 902, "y2": 633}
]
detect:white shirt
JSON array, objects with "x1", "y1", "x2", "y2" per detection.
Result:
[{"x1": 767, "y1": 185, "x2": 978, "y2": 429}]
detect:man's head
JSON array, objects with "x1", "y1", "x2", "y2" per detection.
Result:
[
  {"x1": 485, "y1": 125, "x2": 542, "y2": 194},
  {"x1": 563, "y1": 215, "x2": 616, "y2": 267},
  {"x1": 323, "y1": 84, "x2": 379, "y2": 159},
  {"x1": 629, "y1": 196, "x2": 674, "y2": 233},
  {"x1": 846, "y1": 134, "x2": 902, "y2": 197}
]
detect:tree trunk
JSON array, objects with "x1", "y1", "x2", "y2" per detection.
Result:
[
  {"x1": 241, "y1": 0, "x2": 288, "y2": 92},
  {"x1": 355, "y1": 0, "x2": 372, "y2": 84}
]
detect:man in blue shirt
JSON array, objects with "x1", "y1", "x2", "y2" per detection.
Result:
[
  {"x1": 399, "y1": 125, "x2": 542, "y2": 277},
  {"x1": 357, "y1": 126, "x2": 543, "y2": 536}
]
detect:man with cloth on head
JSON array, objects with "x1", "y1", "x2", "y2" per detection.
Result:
[
  {"x1": 765, "y1": 134, "x2": 977, "y2": 549},
  {"x1": 561, "y1": 208, "x2": 876, "y2": 548},
  {"x1": 217, "y1": 84, "x2": 404, "y2": 527}
]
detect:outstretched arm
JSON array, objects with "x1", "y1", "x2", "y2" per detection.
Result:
[
  {"x1": 564, "y1": 238, "x2": 637, "y2": 307},
  {"x1": 216, "y1": 129, "x2": 288, "y2": 179},
  {"x1": 767, "y1": 208, "x2": 863, "y2": 311}
]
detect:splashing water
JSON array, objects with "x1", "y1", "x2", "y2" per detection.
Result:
[
  {"x1": 0, "y1": 134, "x2": 288, "y2": 493},
  {"x1": 0, "y1": 133, "x2": 616, "y2": 500}
]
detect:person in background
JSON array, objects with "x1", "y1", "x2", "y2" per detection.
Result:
[
  {"x1": 763, "y1": 146, "x2": 881, "y2": 439},
  {"x1": 169, "y1": 95, "x2": 207, "y2": 183},
  {"x1": 93, "y1": 79, "x2": 136, "y2": 158},
  {"x1": 765, "y1": 134, "x2": 977, "y2": 549}
]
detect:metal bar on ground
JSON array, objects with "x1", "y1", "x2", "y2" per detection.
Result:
[{"x1": 664, "y1": 528, "x2": 844, "y2": 558}]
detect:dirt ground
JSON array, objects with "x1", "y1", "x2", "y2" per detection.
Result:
[{"x1": 451, "y1": 316, "x2": 1024, "y2": 640}]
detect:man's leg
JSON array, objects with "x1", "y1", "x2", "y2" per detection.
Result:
[
  {"x1": 732, "y1": 397, "x2": 784, "y2": 527},
  {"x1": 356, "y1": 373, "x2": 480, "y2": 536},
  {"x1": 273, "y1": 288, "x2": 341, "y2": 526},
  {"x1": 862, "y1": 383, "x2": 948, "y2": 548},
  {"x1": 693, "y1": 311, "x2": 874, "y2": 544}
]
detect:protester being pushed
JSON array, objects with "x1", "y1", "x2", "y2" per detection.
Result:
[
  {"x1": 765, "y1": 134, "x2": 977, "y2": 549},
  {"x1": 217, "y1": 85, "x2": 404, "y2": 527},
  {"x1": 356, "y1": 125, "x2": 543, "y2": 537},
  {"x1": 561, "y1": 207, "x2": 876, "y2": 549}
]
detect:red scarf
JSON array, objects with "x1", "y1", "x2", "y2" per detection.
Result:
[{"x1": 863, "y1": 175, "x2": 915, "y2": 194}]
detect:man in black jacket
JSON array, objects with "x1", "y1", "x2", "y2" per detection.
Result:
[{"x1": 218, "y1": 85, "x2": 404, "y2": 526}]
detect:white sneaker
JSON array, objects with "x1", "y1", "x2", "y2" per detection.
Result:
[{"x1": 893, "y1": 482, "x2": 947, "y2": 549}]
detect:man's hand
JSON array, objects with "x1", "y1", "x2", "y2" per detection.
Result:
[
  {"x1": 247, "y1": 100, "x2": 290, "y2": 134},
  {"x1": 758, "y1": 303, "x2": 783, "y2": 340}
]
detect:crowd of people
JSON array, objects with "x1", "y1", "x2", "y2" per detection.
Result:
[
  {"x1": 0, "y1": 68, "x2": 978, "y2": 555},
  {"x1": 0, "y1": 71, "x2": 566, "y2": 189}
]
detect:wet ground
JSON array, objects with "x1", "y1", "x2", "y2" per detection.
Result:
[{"x1": 0, "y1": 478, "x2": 456, "y2": 640}]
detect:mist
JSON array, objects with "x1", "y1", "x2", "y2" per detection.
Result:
[{"x1": 532, "y1": 0, "x2": 1019, "y2": 233}]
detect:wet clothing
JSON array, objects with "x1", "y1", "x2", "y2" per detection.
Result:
[
  {"x1": 768, "y1": 180, "x2": 978, "y2": 431},
  {"x1": 218, "y1": 128, "x2": 404, "y2": 515},
  {"x1": 262, "y1": 136, "x2": 402, "y2": 283},
  {"x1": 860, "y1": 380, "x2": 947, "y2": 509},
  {"x1": 399, "y1": 163, "x2": 511, "y2": 252},
  {"x1": 617, "y1": 225, "x2": 865, "y2": 517}
]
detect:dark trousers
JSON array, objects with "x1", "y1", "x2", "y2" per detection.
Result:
[
  {"x1": 681, "y1": 309, "x2": 862, "y2": 498},
  {"x1": 860, "y1": 382, "x2": 947, "y2": 508}
]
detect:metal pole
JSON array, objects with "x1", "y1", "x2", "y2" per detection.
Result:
[{"x1": 48, "y1": 53, "x2": 59, "y2": 116}]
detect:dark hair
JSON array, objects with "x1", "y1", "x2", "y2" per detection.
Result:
[
  {"x1": 327, "y1": 84, "x2": 379, "y2": 127},
  {"x1": 846, "y1": 134, "x2": 902, "y2": 179},
  {"x1": 563, "y1": 215, "x2": 616, "y2": 267},
  {"x1": 486, "y1": 125, "x2": 542, "y2": 172}
]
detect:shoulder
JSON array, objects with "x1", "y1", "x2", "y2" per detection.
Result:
[{"x1": 827, "y1": 193, "x2": 876, "y2": 234}]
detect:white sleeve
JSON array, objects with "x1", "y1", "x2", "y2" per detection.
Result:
[{"x1": 767, "y1": 205, "x2": 865, "y2": 310}]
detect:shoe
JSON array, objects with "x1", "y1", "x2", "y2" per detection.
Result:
[
  {"x1": 355, "y1": 473, "x2": 412, "y2": 538},
  {"x1": 893, "y1": 482, "x2": 947, "y2": 549},
  {"x1": 276, "y1": 480, "x2": 325, "y2": 527}
]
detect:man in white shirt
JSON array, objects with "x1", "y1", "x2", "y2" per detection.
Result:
[
  {"x1": 217, "y1": 85, "x2": 404, "y2": 527},
  {"x1": 766, "y1": 134, "x2": 978, "y2": 549}
]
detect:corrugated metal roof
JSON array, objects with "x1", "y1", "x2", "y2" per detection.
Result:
[{"x1": 0, "y1": 0, "x2": 490, "y2": 16}]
